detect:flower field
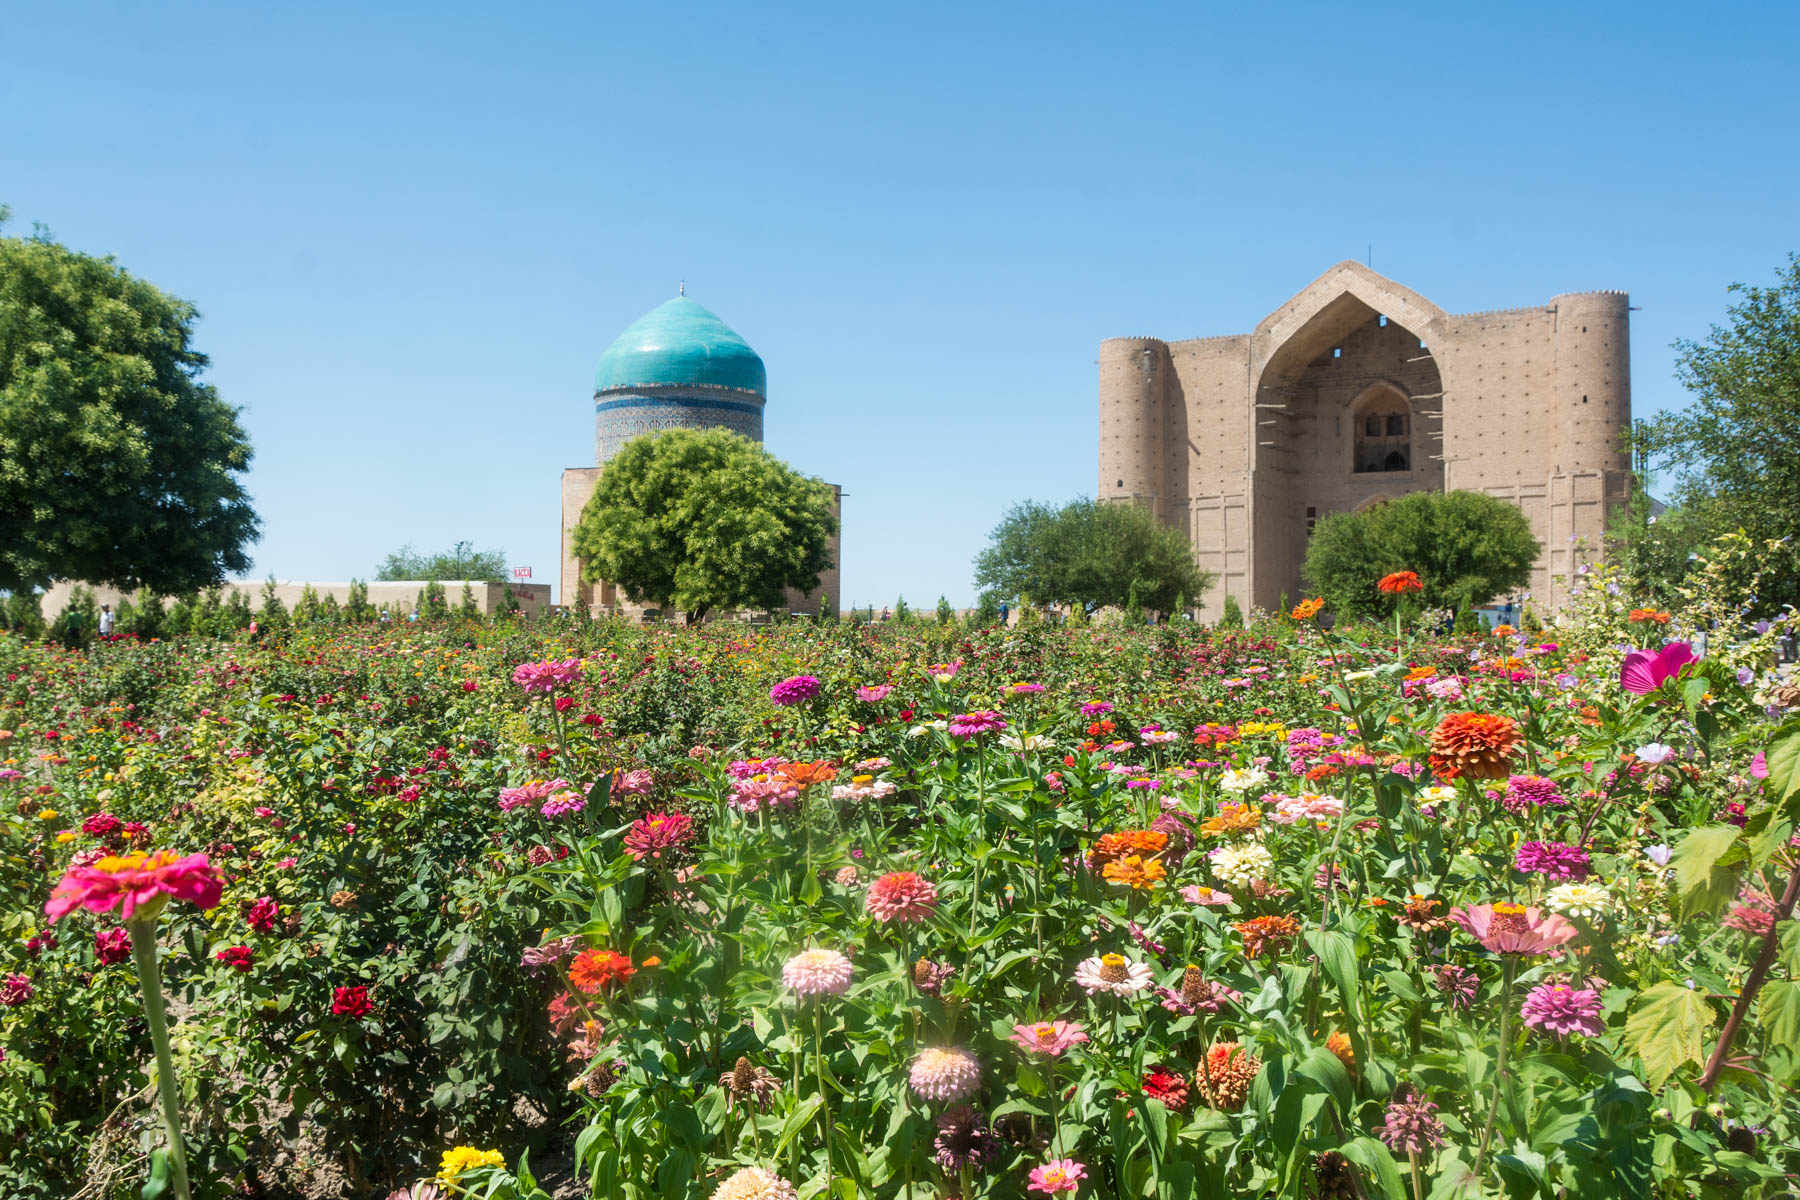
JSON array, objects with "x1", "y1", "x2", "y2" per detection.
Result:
[{"x1": 4, "y1": 556, "x2": 1800, "y2": 1199}]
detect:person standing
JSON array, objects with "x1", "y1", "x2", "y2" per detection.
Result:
[{"x1": 98, "y1": 604, "x2": 114, "y2": 637}]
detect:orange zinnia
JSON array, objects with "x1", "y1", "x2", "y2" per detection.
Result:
[
  {"x1": 1233, "y1": 914, "x2": 1302, "y2": 958},
  {"x1": 1377, "y1": 571, "x2": 1424, "y2": 594},
  {"x1": 1199, "y1": 803, "x2": 1262, "y2": 838},
  {"x1": 778, "y1": 761, "x2": 839, "y2": 788},
  {"x1": 1427, "y1": 711, "x2": 1522, "y2": 781},
  {"x1": 1404, "y1": 666, "x2": 1437, "y2": 681},
  {"x1": 1101, "y1": 854, "x2": 1166, "y2": 890},
  {"x1": 1088, "y1": 829, "x2": 1168, "y2": 871},
  {"x1": 569, "y1": 949, "x2": 636, "y2": 993},
  {"x1": 1291, "y1": 597, "x2": 1325, "y2": 620},
  {"x1": 1628, "y1": 608, "x2": 1671, "y2": 624}
]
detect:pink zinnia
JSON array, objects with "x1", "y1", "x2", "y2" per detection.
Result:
[
  {"x1": 499, "y1": 778, "x2": 573, "y2": 813},
  {"x1": 1519, "y1": 981, "x2": 1604, "y2": 1037},
  {"x1": 1180, "y1": 884, "x2": 1233, "y2": 907},
  {"x1": 948, "y1": 711, "x2": 1007, "y2": 739},
  {"x1": 612, "y1": 768, "x2": 655, "y2": 797},
  {"x1": 782, "y1": 948, "x2": 853, "y2": 997},
  {"x1": 512, "y1": 658, "x2": 583, "y2": 693},
  {"x1": 866, "y1": 871, "x2": 940, "y2": 923},
  {"x1": 44, "y1": 850, "x2": 223, "y2": 925},
  {"x1": 623, "y1": 812, "x2": 695, "y2": 861},
  {"x1": 540, "y1": 790, "x2": 586, "y2": 819},
  {"x1": 1449, "y1": 903, "x2": 1578, "y2": 956},
  {"x1": 769, "y1": 675, "x2": 821, "y2": 706},
  {"x1": 856, "y1": 684, "x2": 894, "y2": 702},
  {"x1": 1010, "y1": 1020, "x2": 1088, "y2": 1057},
  {"x1": 909, "y1": 1046, "x2": 982, "y2": 1102},
  {"x1": 1028, "y1": 1159, "x2": 1087, "y2": 1195},
  {"x1": 1513, "y1": 841, "x2": 1590, "y2": 880},
  {"x1": 1504, "y1": 775, "x2": 1566, "y2": 811}
]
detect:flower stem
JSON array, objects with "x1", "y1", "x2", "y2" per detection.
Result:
[
  {"x1": 128, "y1": 920, "x2": 192, "y2": 1200},
  {"x1": 815, "y1": 999, "x2": 833, "y2": 1195},
  {"x1": 1472, "y1": 957, "x2": 1517, "y2": 1181}
]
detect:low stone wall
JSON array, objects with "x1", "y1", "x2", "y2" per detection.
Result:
[{"x1": 37, "y1": 580, "x2": 552, "y2": 621}]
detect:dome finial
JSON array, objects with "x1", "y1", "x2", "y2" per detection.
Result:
[{"x1": 678, "y1": 280, "x2": 685, "y2": 297}]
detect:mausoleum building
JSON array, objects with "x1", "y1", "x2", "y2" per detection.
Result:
[
  {"x1": 1099, "y1": 262, "x2": 1631, "y2": 619},
  {"x1": 560, "y1": 296, "x2": 841, "y2": 617}
]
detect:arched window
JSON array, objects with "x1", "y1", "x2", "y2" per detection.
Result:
[{"x1": 1353, "y1": 386, "x2": 1412, "y2": 474}]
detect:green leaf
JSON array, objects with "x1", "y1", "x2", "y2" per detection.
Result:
[
  {"x1": 1337, "y1": 1136, "x2": 1407, "y2": 1200},
  {"x1": 1763, "y1": 727, "x2": 1800, "y2": 803},
  {"x1": 1624, "y1": 982, "x2": 1716, "y2": 1090},
  {"x1": 775, "y1": 1095, "x2": 824, "y2": 1157},
  {"x1": 1668, "y1": 825, "x2": 1745, "y2": 918},
  {"x1": 1295, "y1": 1046, "x2": 1354, "y2": 1115},
  {"x1": 140, "y1": 1149, "x2": 171, "y2": 1200},
  {"x1": 1758, "y1": 981, "x2": 1800, "y2": 1061}
]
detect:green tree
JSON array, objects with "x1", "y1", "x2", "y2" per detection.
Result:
[
  {"x1": 1218, "y1": 593, "x2": 1244, "y2": 629},
  {"x1": 1302, "y1": 490, "x2": 1539, "y2": 617},
  {"x1": 345, "y1": 579, "x2": 373, "y2": 623},
  {"x1": 417, "y1": 580, "x2": 449, "y2": 620},
  {"x1": 257, "y1": 577, "x2": 288, "y2": 628},
  {"x1": 570, "y1": 428, "x2": 836, "y2": 624},
  {"x1": 0, "y1": 210, "x2": 259, "y2": 593},
  {"x1": 1640, "y1": 253, "x2": 1800, "y2": 610},
  {"x1": 973, "y1": 498, "x2": 1211, "y2": 616},
  {"x1": 2, "y1": 589, "x2": 45, "y2": 637},
  {"x1": 375, "y1": 540, "x2": 507, "y2": 581},
  {"x1": 458, "y1": 583, "x2": 481, "y2": 621},
  {"x1": 935, "y1": 595, "x2": 955, "y2": 625}
]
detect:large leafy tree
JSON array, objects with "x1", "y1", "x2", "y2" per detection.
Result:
[
  {"x1": 571, "y1": 428, "x2": 835, "y2": 622},
  {"x1": 1640, "y1": 253, "x2": 1800, "y2": 609},
  {"x1": 973, "y1": 497, "x2": 1211, "y2": 615},
  {"x1": 0, "y1": 213, "x2": 259, "y2": 593},
  {"x1": 1302, "y1": 489, "x2": 1539, "y2": 617},
  {"x1": 375, "y1": 540, "x2": 507, "y2": 581}
]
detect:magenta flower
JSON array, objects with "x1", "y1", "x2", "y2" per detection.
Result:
[
  {"x1": 1378, "y1": 1086, "x2": 1447, "y2": 1153},
  {"x1": 1619, "y1": 642, "x2": 1696, "y2": 695},
  {"x1": 769, "y1": 675, "x2": 821, "y2": 706},
  {"x1": 499, "y1": 778, "x2": 574, "y2": 813},
  {"x1": 1028, "y1": 1159, "x2": 1087, "y2": 1195},
  {"x1": 856, "y1": 684, "x2": 894, "y2": 702},
  {"x1": 44, "y1": 850, "x2": 223, "y2": 925},
  {"x1": 1519, "y1": 982, "x2": 1604, "y2": 1037},
  {"x1": 512, "y1": 658, "x2": 583, "y2": 692},
  {"x1": 94, "y1": 927, "x2": 133, "y2": 966},
  {"x1": 539, "y1": 790, "x2": 586, "y2": 819},
  {"x1": 1, "y1": 973, "x2": 33, "y2": 1006},
  {"x1": 948, "y1": 711, "x2": 1007, "y2": 738},
  {"x1": 1513, "y1": 841, "x2": 1590, "y2": 880},
  {"x1": 1503, "y1": 774, "x2": 1566, "y2": 810}
]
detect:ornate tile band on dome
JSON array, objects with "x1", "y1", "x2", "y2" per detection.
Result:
[
  {"x1": 594, "y1": 396, "x2": 765, "y2": 417},
  {"x1": 594, "y1": 297, "x2": 767, "y2": 396}
]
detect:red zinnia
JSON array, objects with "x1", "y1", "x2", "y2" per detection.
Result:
[
  {"x1": 1377, "y1": 571, "x2": 1424, "y2": 594},
  {"x1": 332, "y1": 984, "x2": 374, "y2": 1018},
  {"x1": 569, "y1": 949, "x2": 636, "y2": 993},
  {"x1": 623, "y1": 812, "x2": 696, "y2": 861},
  {"x1": 216, "y1": 945, "x2": 255, "y2": 972},
  {"x1": 1141, "y1": 1065, "x2": 1191, "y2": 1113}
]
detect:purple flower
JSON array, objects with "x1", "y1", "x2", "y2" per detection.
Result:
[
  {"x1": 1080, "y1": 702, "x2": 1113, "y2": 717},
  {"x1": 769, "y1": 675, "x2": 821, "y2": 707},
  {"x1": 1519, "y1": 982, "x2": 1604, "y2": 1038},
  {"x1": 540, "y1": 790, "x2": 586, "y2": 819},
  {"x1": 1514, "y1": 840, "x2": 1590, "y2": 881}
]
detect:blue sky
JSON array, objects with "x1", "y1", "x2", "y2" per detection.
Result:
[{"x1": 6, "y1": 2, "x2": 1796, "y2": 607}]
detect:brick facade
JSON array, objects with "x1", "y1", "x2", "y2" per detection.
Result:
[{"x1": 1099, "y1": 262, "x2": 1630, "y2": 619}]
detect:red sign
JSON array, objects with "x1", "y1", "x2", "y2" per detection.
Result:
[{"x1": 512, "y1": 567, "x2": 533, "y2": 580}]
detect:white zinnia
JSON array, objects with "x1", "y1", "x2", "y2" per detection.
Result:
[
  {"x1": 1545, "y1": 882, "x2": 1615, "y2": 921},
  {"x1": 1219, "y1": 766, "x2": 1270, "y2": 793},
  {"x1": 1211, "y1": 841, "x2": 1274, "y2": 889}
]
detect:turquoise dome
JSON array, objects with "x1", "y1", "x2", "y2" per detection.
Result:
[{"x1": 594, "y1": 297, "x2": 767, "y2": 395}]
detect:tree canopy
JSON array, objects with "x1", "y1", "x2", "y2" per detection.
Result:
[
  {"x1": 570, "y1": 428, "x2": 836, "y2": 622},
  {"x1": 1301, "y1": 490, "x2": 1539, "y2": 617},
  {"x1": 972, "y1": 497, "x2": 1211, "y2": 615},
  {"x1": 375, "y1": 540, "x2": 507, "y2": 581},
  {"x1": 1638, "y1": 252, "x2": 1800, "y2": 609},
  {"x1": 0, "y1": 212, "x2": 259, "y2": 594}
]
